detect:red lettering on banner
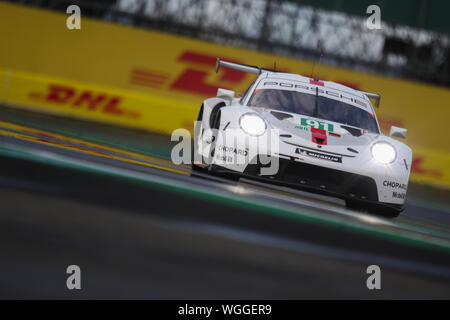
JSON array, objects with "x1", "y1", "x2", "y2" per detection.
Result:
[
  {"x1": 168, "y1": 51, "x2": 362, "y2": 97},
  {"x1": 72, "y1": 92, "x2": 107, "y2": 110},
  {"x1": 103, "y1": 97, "x2": 125, "y2": 115},
  {"x1": 30, "y1": 85, "x2": 140, "y2": 119},
  {"x1": 170, "y1": 51, "x2": 246, "y2": 96},
  {"x1": 411, "y1": 157, "x2": 442, "y2": 178},
  {"x1": 46, "y1": 85, "x2": 75, "y2": 103}
]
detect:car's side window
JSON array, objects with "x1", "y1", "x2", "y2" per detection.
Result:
[{"x1": 240, "y1": 78, "x2": 258, "y2": 105}]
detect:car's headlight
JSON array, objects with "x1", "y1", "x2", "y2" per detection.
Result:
[
  {"x1": 239, "y1": 113, "x2": 266, "y2": 136},
  {"x1": 371, "y1": 142, "x2": 396, "y2": 164}
]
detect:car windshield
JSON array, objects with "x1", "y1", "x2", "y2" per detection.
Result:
[{"x1": 248, "y1": 89, "x2": 379, "y2": 133}]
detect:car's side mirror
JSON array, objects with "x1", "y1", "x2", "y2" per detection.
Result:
[
  {"x1": 217, "y1": 88, "x2": 235, "y2": 101},
  {"x1": 390, "y1": 126, "x2": 407, "y2": 139}
]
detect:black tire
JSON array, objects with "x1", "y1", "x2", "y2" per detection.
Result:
[
  {"x1": 191, "y1": 104, "x2": 207, "y2": 175},
  {"x1": 345, "y1": 199, "x2": 402, "y2": 218},
  {"x1": 191, "y1": 163, "x2": 208, "y2": 174},
  {"x1": 210, "y1": 166, "x2": 240, "y2": 182},
  {"x1": 191, "y1": 102, "x2": 238, "y2": 182},
  {"x1": 209, "y1": 102, "x2": 225, "y2": 129},
  {"x1": 191, "y1": 139, "x2": 207, "y2": 174},
  {"x1": 208, "y1": 106, "x2": 222, "y2": 160},
  {"x1": 191, "y1": 103, "x2": 223, "y2": 175}
]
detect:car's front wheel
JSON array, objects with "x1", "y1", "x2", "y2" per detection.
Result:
[{"x1": 192, "y1": 103, "x2": 223, "y2": 173}]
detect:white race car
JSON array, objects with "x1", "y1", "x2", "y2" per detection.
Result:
[{"x1": 192, "y1": 59, "x2": 412, "y2": 217}]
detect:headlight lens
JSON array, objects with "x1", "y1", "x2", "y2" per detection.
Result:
[
  {"x1": 371, "y1": 142, "x2": 396, "y2": 164},
  {"x1": 239, "y1": 113, "x2": 266, "y2": 136}
]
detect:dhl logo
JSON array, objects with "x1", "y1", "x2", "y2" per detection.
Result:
[
  {"x1": 29, "y1": 84, "x2": 140, "y2": 119},
  {"x1": 130, "y1": 50, "x2": 362, "y2": 97}
]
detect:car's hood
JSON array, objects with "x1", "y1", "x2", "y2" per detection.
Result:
[{"x1": 254, "y1": 108, "x2": 380, "y2": 151}]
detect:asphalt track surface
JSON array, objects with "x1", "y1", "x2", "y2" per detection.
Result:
[{"x1": 0, "y1": 110, "x2": 449, "y2": 298}]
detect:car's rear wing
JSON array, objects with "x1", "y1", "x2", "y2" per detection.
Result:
[
  {"x1": 215, "y1": 58, "x2": 274, "y2": 75},
  {"x1": 359, "y1": 91, "x2": 381, "y2": 108},
  {"x1": 216, "y1": 58, "x2": 382, "y2": 108}
]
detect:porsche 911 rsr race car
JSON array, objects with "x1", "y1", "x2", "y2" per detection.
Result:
[{"x1": 192, "y1": 59, "x2": 412, "y2": 217}]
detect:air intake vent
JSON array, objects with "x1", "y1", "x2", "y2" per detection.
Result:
[
  {"x1": 271, "y1": 111, "x2": 293, "y2": 120},
  {"x1": 341, "y1": 126, "x2": 362, "y2": 137}
]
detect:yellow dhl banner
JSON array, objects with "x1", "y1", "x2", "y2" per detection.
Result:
[
  {"x1": 1, "y1": 68, "x2": 196, "y2": 133},
  {"x1": 1, "y1": 67, "x2": 450, "y2": 189}
]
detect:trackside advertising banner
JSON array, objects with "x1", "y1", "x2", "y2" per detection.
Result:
[
  {"x1": 0, "y1": 69, "x2": 196, "y2": 133},
  {"x1": 0, "y1": 2, "x2": 450, "y2": 189}
]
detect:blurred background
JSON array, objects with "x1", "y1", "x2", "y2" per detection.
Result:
[{"x1": 0, "y1": 0, "x2": 450, "y2": 299}]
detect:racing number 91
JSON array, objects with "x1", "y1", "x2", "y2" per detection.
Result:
[{"x1": 301, "y1": 118, "x2": 334, "y2": 132}]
